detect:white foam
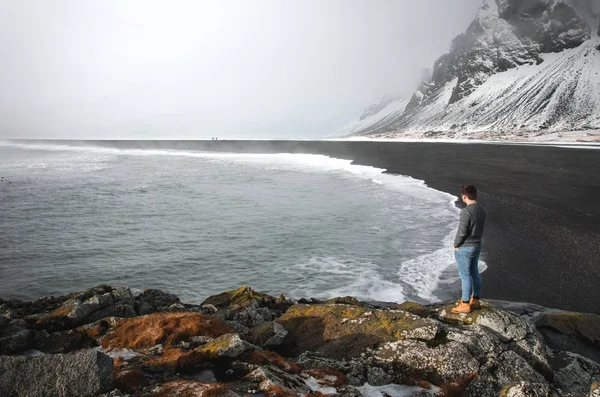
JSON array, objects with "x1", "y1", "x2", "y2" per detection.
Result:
[{"x1": 283, "y1": 256, "x2": 407, "y2": 303}]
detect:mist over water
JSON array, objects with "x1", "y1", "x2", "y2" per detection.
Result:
[{"x1": 0, "y1": 142, "x2": 463, "y2": 303}]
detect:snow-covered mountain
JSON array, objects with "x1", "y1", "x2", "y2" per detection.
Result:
[{"x1": 345, "y1": 0, "x2": 600, "y2": 139}]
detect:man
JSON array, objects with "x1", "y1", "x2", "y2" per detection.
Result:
[{"x1": 452, "y1": 184, "x2": 487, "y2": 314}]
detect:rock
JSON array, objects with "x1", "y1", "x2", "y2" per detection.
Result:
[
  {"x1": 201, "y1": 286, "x2": 290, "y2": 321},
  {"x1": 165, "y1": 302, "x2": 187, "y2": 312},
  {"x1": 0, "y1": 314, "x2": 8, "y2": 328},
  {"x1": 0, "y1": 350, "x2": 113, "y2": 397},
  {"x1": 245, "y1": 365, "x2": 310, "y2": 395},
  {"x1": 111, "y1": 287, "x2": 134, "y2": 306},
  {"x1": 188, "y1": 335, "x2": 213, "y2": 347},
  {"x1": 534, "y1": 311, "x2": 600, "y2": 363},
  {"x1": 135, "y1": 301, "x2": 154, "y2": 316},
  {"x1": 144, "y1": 380, "x2": 239, "y2": 396},
  {"x1": 442, "y1": 303, "x2": 552, "y2": 381},
  {"x1": 466, "y1": 350, "x2": 549, "y2": 396},
  {"x1": 83, "y1": 293, "x2": 114, "y2": 312},
  {"x1": 375, "y1": 338, "x2": 480, "y2": 384},
  {"x1": 197, "y1": 333, "x2": 257, "y2": 359},
  {"x1": 83, "y1": 303, "x2": 137, "y2": 324},
  {"x1": 590, "y1": 382, "x2": 600, "y2": 397},
  {"x1": 549, "y1": 351, "x2": 600, "y2": 395},
  {"x1": 0, "y1": 323, "x2": 32, "y2": 354},
  {"x1": 397, "y1": 301, "x2": 431, "y2": 318},
  {"x1": 278, "y1": 304, "x2": 441, "y2": 360},
  {"x1": 251, "y1": 321, "x2": 288, "y2": 348},
  {"x1": 499, "y1": 382, "x2": 551, "y2": 397},
  {"x1": 33, "y1": 329, "x2": 90, "y2": 353},
  {"x1": 135, "y1": 289, "x2": 180, "y2": 312},
  {"x1": 97, "y1": 390, "x2": 129, "y2": 397},
  {"x1": 324, "y1": 296, "x2": 362, "y2": 306},
  {"x1": 232, "y1": 305, "x2": 272, "y2": 328},
  {"x1": 36, "y1": 298, "x2": 92, "y2": 330}
]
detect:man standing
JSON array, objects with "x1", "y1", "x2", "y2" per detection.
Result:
[{"x1": 452, "y1": 184, "x2": 487, "y2": 314}]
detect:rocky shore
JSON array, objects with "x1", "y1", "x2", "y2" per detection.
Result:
[{"x1": 1, "y1": 285, "x2": 599, "y2": 397}]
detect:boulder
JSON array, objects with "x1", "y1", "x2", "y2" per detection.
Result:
[
  {"x1": 197, "y1": 333, "x2": 257, "y2": 359},
  {"x1": 201, "y1": 286, "x2": 291, "y2": 321},
  {"x1": 375, "y1": 338, "x2": 480, "y2": 384},
  {"x1": 251, "y1": 321, "x2": 288, "y2": 348},
  {"x1": 549, "y1": 351, "x2": 600, "y2": 395},
  {"x1": 534, "y1": 311, "x2": 600, "y2": 363},
  {"x1": 0, "y1": 314, "x2": 8, "y2": 328},
  {"x1": 0, "y1": 323, "x2": 32, "y2": 354},
  {"x1": 135, "y1": 289, "x2": 180, "y2": 312},
  {"x1": 277, "y1": 304, "x2": 441, "y2": 360},
  {"x1": 245, "y1": 365, "x2": 310, "y2": 395},
  {"x1": 33, "y1": 329, "x2": 90, "y2": 353},
  {"x1": 499, "y1": 382, "x2": 551, "y2": 397},
  {"x1": 0, "y1": 350, "x2": 113, "y2": 397}
]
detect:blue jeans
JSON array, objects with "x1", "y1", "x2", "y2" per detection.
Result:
[{"x1": 455, "y1": 245, "x2": 482, "y2": 302}]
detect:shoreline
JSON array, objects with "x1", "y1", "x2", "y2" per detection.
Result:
[{"x1": 6, "y1": 139, "x2": 600, "y2": 314}]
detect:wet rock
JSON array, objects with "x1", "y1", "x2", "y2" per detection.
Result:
[
  {"x1": 0, "y1": 314, "x2": 9, "y2": 328},
  {"x1": 111, "y1": 287, "x2": 134, "y2": 306},
  {"x1": 0, "y1": 349, "x2": 113, "y2": 397},
  {"x1": 33, "y1": 329, "x2": 90, "y2": 353},
  {"x1": 197, "y1": 333, "x2": 257, "y2": 359},
  {"x1": 251, "y1": 321, "x2": 288, "y2": 348},
  {"x1": 324, "y1": 296, "x2": 362, "y2": 306},
  {"x1": 278, "y1": 304, "x2": 440, "y2": 360},
  {"x1": 0, "y1": 323, "x2": 32, "y2": 354},
  {"x1": 245, "y1": 365, "x2": 310, "y2": 395},
  {"x1": 499, "y1": 382, "x2": 551, "y2": 397},
  {"x1": 201, "y1": 286, "x2": 291, "y2": 321},
  {"x1": 83, "y1": 293, "x2": 114, "y2": 312},
  {"x1": 534, "y1": 311, "x2": 600, "y2": 363},
  {"x1": 397, "y1": 301, "x2": 431, "y2": 318},
  {"x1": 135, "y1": 289, "x2": 180, "y2": 312},
  {"x1": 84, "y1": 303, "x2": 137, "y2": 324},
  {"x1": 135, "y1": 301, "x2": 154, "y2": 316},
  {"x1": 549, "y1": 351, "x2": 600, "y2": 395}
]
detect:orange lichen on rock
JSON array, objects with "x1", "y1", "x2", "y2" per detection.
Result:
[
  {"x1": 247, "y1": 350, "x2": 302, "y2": 374},
  {"x1": 438, "y1": 374, "x2": 477, "y2": 397},
  {"x1": 102, "y1": 312, "x2": 234, "y2": 349}
]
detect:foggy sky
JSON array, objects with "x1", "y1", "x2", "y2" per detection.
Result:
[{"x1": 0, "y1": 0, "x2": 482, "y2": 139}]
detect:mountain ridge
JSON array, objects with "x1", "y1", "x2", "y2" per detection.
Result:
[{"x1": 344, "y1": 0, "x2": 600, "y2": 139}]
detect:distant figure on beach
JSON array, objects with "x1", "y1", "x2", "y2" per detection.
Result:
[{"x1": 452, "y1": 184, "x2": 487, "y2": 314}]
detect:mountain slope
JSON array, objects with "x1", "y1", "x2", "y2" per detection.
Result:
[{"x1": 347, "y1": 0, "x2": 600, "y2": 139}]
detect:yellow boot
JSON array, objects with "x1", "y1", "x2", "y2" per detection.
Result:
[
  {"x1": 451, "y1": 300, "x2": 471, "y2": 313},
  {"x1": 470, "y1": 297, "x2": 481, "y2": 309}
]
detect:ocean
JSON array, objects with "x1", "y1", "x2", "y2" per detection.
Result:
[{"x1": 0, "y1": 141, "x2": 469, "y2": 304}]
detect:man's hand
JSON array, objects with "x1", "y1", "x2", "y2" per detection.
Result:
[{"x1": 454, "y1": 247, "x2": 459, "y2": 251}]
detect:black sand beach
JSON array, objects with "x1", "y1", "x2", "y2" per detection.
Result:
[{"x1": 17, "y1": 140, "x2": 600, "y2": 314}]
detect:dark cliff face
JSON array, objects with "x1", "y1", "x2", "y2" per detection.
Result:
[{"x1": 414, "y1": 0, "x2": 592, "y2": 107}]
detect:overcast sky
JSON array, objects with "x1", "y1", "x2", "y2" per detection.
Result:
[{"x1": 0, "y1": 0, "x2": 482, "y2": 139}]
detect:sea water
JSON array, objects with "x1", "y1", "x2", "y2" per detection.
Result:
[{"x1": 0, "y1": 141, "x2": 468, "y2": 304}]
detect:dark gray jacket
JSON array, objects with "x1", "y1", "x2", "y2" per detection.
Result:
[{"x1": 454, "y1": 203, "x2": 487, "y2": 248}]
